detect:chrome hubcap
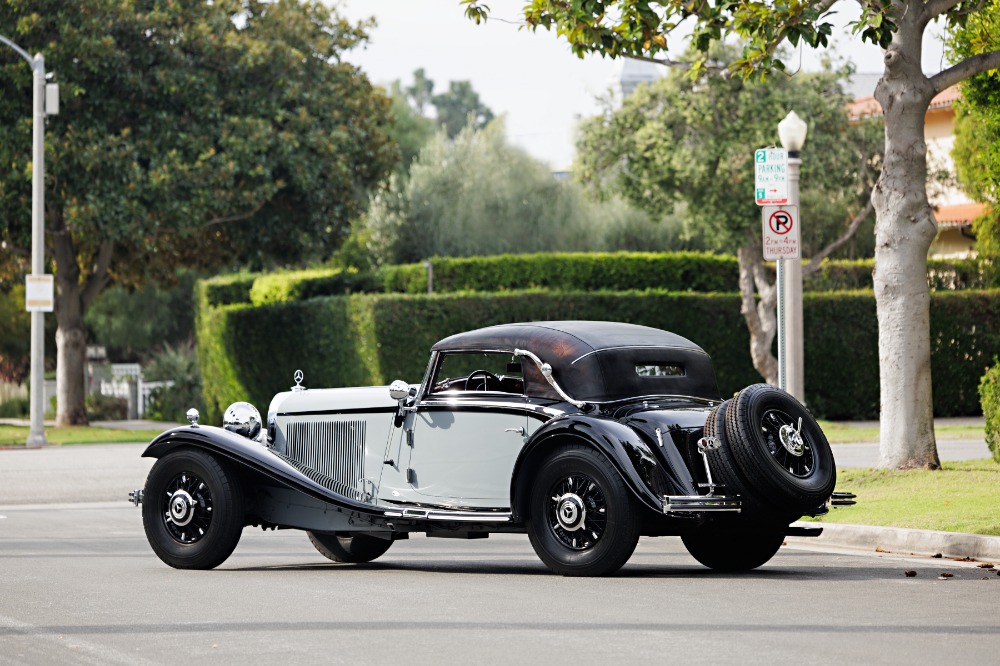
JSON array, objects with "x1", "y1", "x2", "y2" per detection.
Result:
[
  {"x1": 162, "y1": 472, "x2": 213, "y2": 544},
  {"x1": 778, "y1": 424, "x2": 805, "y2": 457},
  {"x1": 761, "y1": 409, "x2": 814, "y2": 478},
  {"x1": 168, "y1": 490, "x2": 197, "y2": 527},
  {"x1": 555, "y1": 493, "x2": 586, "y2": 531}
]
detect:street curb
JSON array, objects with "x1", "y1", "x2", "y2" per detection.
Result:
[{"x1": 788, "y1": 521, "x2": 1000, "y2": 561}]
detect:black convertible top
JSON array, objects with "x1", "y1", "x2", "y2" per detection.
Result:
[{"x1": 432, "y1": 321, "x2": 720, "y2": 403}]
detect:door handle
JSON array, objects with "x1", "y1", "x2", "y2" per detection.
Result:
[{"x1": 504, "y1": 427, "x2": 525, "y2": 436}]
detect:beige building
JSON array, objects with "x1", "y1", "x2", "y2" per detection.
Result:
[{"x1": 849, "y1": 85, "x2": 983, "y2": 257}]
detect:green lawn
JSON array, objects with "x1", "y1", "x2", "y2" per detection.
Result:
[
  {"x1": 811, "y1": 459, "x2": 1000, "y2": 536},
  {"x1": 818, "y1": 420, "x2": 984, "y2": 444},
  {"x1": 0, "y1": 425, "x2": 165, "y2": 447}
]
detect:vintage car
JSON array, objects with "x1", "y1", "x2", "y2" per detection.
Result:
[{"x1": 131, "y1": 321, "x2": 853, "y2": 576}]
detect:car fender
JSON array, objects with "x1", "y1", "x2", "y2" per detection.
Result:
[
  {"x1": 142, "y1": 425, "x2": 388, "y2": 520},
  {"x1": 510, "y1": 414, "x2": 668, "y2": 521}
]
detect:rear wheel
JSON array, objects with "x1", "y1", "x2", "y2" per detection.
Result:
[
  {"x1": 681, "y1": 530, "x2": 784, "y2": 571},
  {"x1": 142, "y1": 449, "x2": 245, "y2": 569},
  {"x1": 308, "y1": 532, "x2": 393, "y2": 563},
  {"x1": 525, "y1": 445, "x2": 640, "y2": 577}
]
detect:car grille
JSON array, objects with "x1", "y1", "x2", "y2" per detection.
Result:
[{"x1": 284, "y1": 420, "x2": 367, "y2": 500}]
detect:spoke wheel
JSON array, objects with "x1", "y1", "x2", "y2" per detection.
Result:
[
  {"x1": 142, "y1": 449, "x2": 245, "y2": 570},
  {"x1": 759, "y1": 408, "x2": 815, "y2": 478},
  {"x1": 526, "y1": 444, "x2": 639, "y2": 577},
  {"x1": 546, "y1": 473, "x2": 607, "y2": 551},
  {"x1": 308, "y1": 532, "x2": 393, "y2": 564}
]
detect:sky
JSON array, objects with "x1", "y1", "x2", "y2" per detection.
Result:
[{"x1": 338, "y1": 1, "x2": 948, "y2": 170}]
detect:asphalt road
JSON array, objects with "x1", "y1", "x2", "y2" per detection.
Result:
[{"x1": 1, "y1": 502, "x2": 999, "y2": 665}]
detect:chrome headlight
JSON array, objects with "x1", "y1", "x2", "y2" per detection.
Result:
[{"x1": 223, "y1": 401, "x2": 263, "y2": 442}]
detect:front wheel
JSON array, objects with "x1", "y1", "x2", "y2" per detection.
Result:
[
  {"x1": 681, "y1": 530, "x2": 784, "y2": 572},
  {"x1": 308, "y1": 532, "x2": 393, "y2": 563},
  {"x1": 525, "y1": 445, "x2": 640, "y2": 577},
  {"x1": 142, "y1": 449, "x2": 245, "y2": 569}
]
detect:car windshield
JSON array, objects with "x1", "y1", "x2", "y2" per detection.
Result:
[{"x1": 430, "y1": 352, "x2": 524, "y2": 395}]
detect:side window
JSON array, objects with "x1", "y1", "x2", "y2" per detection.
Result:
[{"x1": 430, "y1": 352, "x2": 525, "y2": 395}]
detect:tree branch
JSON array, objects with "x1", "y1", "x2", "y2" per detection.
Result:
[
  {"x1": 929, "y1": 49, "x2": 1000, "y2": 93},
  {"x1": 204, "y1": 199, "x2": 268, "y2": 226},
  {"x1": 923, "y1": 0, "x2": 978, "y2": 22},
  {"x1": 81, "y1": 241, "x2": 114, "y2": 311},
  {"x1": 803, "y1": 199, "x2": 875, "y2": 277}
]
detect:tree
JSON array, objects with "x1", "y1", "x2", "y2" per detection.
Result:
[
  {"x1": 575, "y1": 51, "x2": 881, "y2": 384},
  {"x1": 948, "y1": 1, "x2": 1000, "y2": 256},
  {"x1": 362, "y1": 119, "x2": 658, "y2": 265},
  {"x1": 464, "y1": 0, "x2": 1000, "y2": 469},
  {"x1": 0, "y1": 0, "x2": 396, "y2": 425},
  {"x1": 432, "y1": 80, "x2": 495, "y2": 139}
]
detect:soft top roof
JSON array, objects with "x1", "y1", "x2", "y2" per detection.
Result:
[{"x1": 432, "y1": 321, "x2": 719, "y2": 403}]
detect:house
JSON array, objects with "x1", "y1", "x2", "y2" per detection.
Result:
[{"x1": 848, "y1": 83, "x2": 983, "y2": 258}]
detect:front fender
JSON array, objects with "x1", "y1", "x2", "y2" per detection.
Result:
[
  {"x1": 142, "y1": 425, "x2": 385, "y2": 518},
  {"x1": 510, "y1": 414, "x2": 671, "y2": 521}
]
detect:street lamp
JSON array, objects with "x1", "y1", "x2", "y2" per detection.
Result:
[
  {"x1": 1, "y1": 34, "x2": 57, "y2": 447},
  {"x1": 777, "y1": 111, "x2": 807, "y2": 403}
]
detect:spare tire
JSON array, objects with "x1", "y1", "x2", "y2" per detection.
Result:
[{"x1": 720, "y1": 384, "x2": 836, "y2": 515}]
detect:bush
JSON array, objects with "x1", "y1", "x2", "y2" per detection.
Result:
[
  {"x1": 0, "y1": 397, "x2": 28, "y2": 418},
  {"x1": 196, "y1": 285, "x2": 1000, "y2": 423},
  {"x1": 202, "y1": 273, "x2": 260, "y2": 307},
  {"x1": 143, "y1": 344, "x2": 204, "y2": 423},
  {"x1": 979, "y1": 359, "x2": 1000, "y2": 463},
  {"x1": 86, "y1": 393, "x2": 127, "y2": 421},
  {"x1": 249, "y1": 268, "x2": 380, "y2": 306}
]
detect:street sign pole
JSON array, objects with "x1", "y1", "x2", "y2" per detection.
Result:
[
  {"x1": 27, "y1": 54, "x2": 48, "y2": 448},
  {"x1": 785, "y1": 155, "x2": 804, "y2": 402}
]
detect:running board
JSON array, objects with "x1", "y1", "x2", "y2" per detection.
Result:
[
  {"x1": 383, "y1": 508, "x2": 512, "y2": 523},
  {"x1": 663, "y1": 495, "x2": 741, "y2": 513}
]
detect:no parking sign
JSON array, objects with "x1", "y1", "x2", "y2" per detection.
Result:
[{"x1": 761, "y1": 205, "x2": 799, "y2": 260}]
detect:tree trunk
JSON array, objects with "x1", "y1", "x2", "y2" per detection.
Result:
[
  {"x1": 871, "y1": 12, "x2": 940, "y2": 469},
  {"x1": 737, "y1": 245, "x2": 778, "y2": 386},
  {"x1": 51, "y1": 214, "x2": 90, "y2": 427}
]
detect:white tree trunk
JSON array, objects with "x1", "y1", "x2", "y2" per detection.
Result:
[
  {"x1": 737, "y1": 245, "x2": 778, "y2": 385},
  {"x1": 871, "y1": 13, "x2": 940, "y2": 469}
]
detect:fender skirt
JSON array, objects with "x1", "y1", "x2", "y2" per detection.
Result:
[
  {"x1": 511, "y1": 415, "x2": 678, "y2": 520},
  {"x1": 142, "y1": 426, "x2": 390, "y2": 522}
]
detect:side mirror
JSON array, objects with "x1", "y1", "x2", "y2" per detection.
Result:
[{"x1": 389, "y1": 380, "x2": 410, "y2": 402}]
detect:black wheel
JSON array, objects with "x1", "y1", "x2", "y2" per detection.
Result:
[
  {"x1": 681, "y1": 529, "x2": 785, "y2": 571},
  {"x1": 308, "y1": 532, "x2": 393, "y2": 563},
  {"x1": 525, "y1": 444, "x2": 640, "y2": 576},
  {"x1": 722, "y1": 384, "x2": 836, "y2": 514},
  {"x1": 466, "y1": 369, "x2": 500, "y2": 391},
  {"x1": 142, "y1": 449, "x2": 245, "y2": 569}
]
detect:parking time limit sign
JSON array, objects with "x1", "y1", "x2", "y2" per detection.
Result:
[
  {"x1": 754, "y1": 148, "x2": 789, "y2": 205},
  {"x1": 762, "y1": 205, "x2": 800, "y2": 260}
]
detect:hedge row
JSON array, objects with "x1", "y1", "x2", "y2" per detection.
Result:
[
  {"x1": 196, "y1": 286, "x2": 1000, "y2": 423},
  {"x1": 201, "y1": 254, "x2": 997, "y2": 308}
]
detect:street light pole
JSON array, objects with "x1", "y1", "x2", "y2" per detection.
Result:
[
  {"x1": 1, "y1": 35, "x2": 50, "y2": 447},
  {"x1": 778, "y1": 111, "x2": 807, "y2": 403}
]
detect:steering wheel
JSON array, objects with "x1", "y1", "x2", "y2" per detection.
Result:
[{"x1": 466, "y1": 369, "x2": 500, "y2": 391}]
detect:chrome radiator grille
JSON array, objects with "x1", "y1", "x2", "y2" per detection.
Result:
[{"x1": 284, "y1": 420, "x2": 366, "y2": 500}]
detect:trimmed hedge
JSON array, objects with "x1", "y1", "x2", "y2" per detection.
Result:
[
  {"x1": 249, "y1": 268, "x2": 380, "y2": 306},
  {"x1": 380, "y1": 252, "x2": 740, "y2": 294},
  {"x1": 203, "y1": 273, "x2": 259, "y2": 307},
  {"x1": 980, "y1": 360, "x2": 1000, "y2": 463},
  {"x1": 197, "y1": 287, "x2": 1000, "y2": 423},
  {"x1": 382, "y1": 253, "x2": 997, "y2": 295}
]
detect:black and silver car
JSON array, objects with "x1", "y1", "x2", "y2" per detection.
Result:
[{"x1": 132, "y1": 321, "x2": 853, "y2": 576}]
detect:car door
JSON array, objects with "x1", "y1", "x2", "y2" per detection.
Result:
[{"x1": 377, "y1": 351, "x2": 529, "y2": 509}]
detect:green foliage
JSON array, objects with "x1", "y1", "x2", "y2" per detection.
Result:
[
  {"x1": 360, "y1": 120, "x2": 669, "y2": 265},
  {"x1": 948, "y1": 1, "x2": 1000, "y2": 257},
  {"x1": 249, "y1": 268, "x2": 380, "y2": 306},
  {"x1": 381, "y1": 252, "x2": 740, "y2": 293},
  {"x1": 85, "y1": 393, "x2": 127, "y2": 421},
  {"x1": 202, "y1": 273, "x2": 260, "y2": 307},
  {"x1": 386, "y1": 82, "x2": 436, "y2": 173},
  {"x1": 85, "y1": 270, "x2": 198, "y2": 361},
  {"x1": 143, "y1": 344, "x2": 204, "y2": 423},
  {"x1": 0, "y1": 397, "x2": 28, "y2": 418},
  {"x1": 197, "y1": 286, "x2": 1000, "y2": 423},
  {"x1": 0, "y1": 0, "x2": 396, "y2": 283},
  {"x1": 979, "y1": 359, "x2": 1000, "y2": 463},
  {"x1": 431, "y1": 80, "x2": 495, "y2": 139},
  {"x1": 0, "y1": 285, "x2": 30, "y2": 383},
  {"x1": 575, "y1": 50, "x2": 882, "y2": 255}
]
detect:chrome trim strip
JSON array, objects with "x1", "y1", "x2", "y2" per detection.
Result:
[
  {"x1": 570, "y1": 344, "x2": 710, "y2": 365},
  {"x1": 662, "y1": 495, "x2": 741, "y2": 513},
  {"x1": 385, "y1": 508, "x2": 512, "y2": 522}
]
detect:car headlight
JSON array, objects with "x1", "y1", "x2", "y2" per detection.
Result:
[{"x1": 223, "y1": 401, "x2": 263, "y2": 442}]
